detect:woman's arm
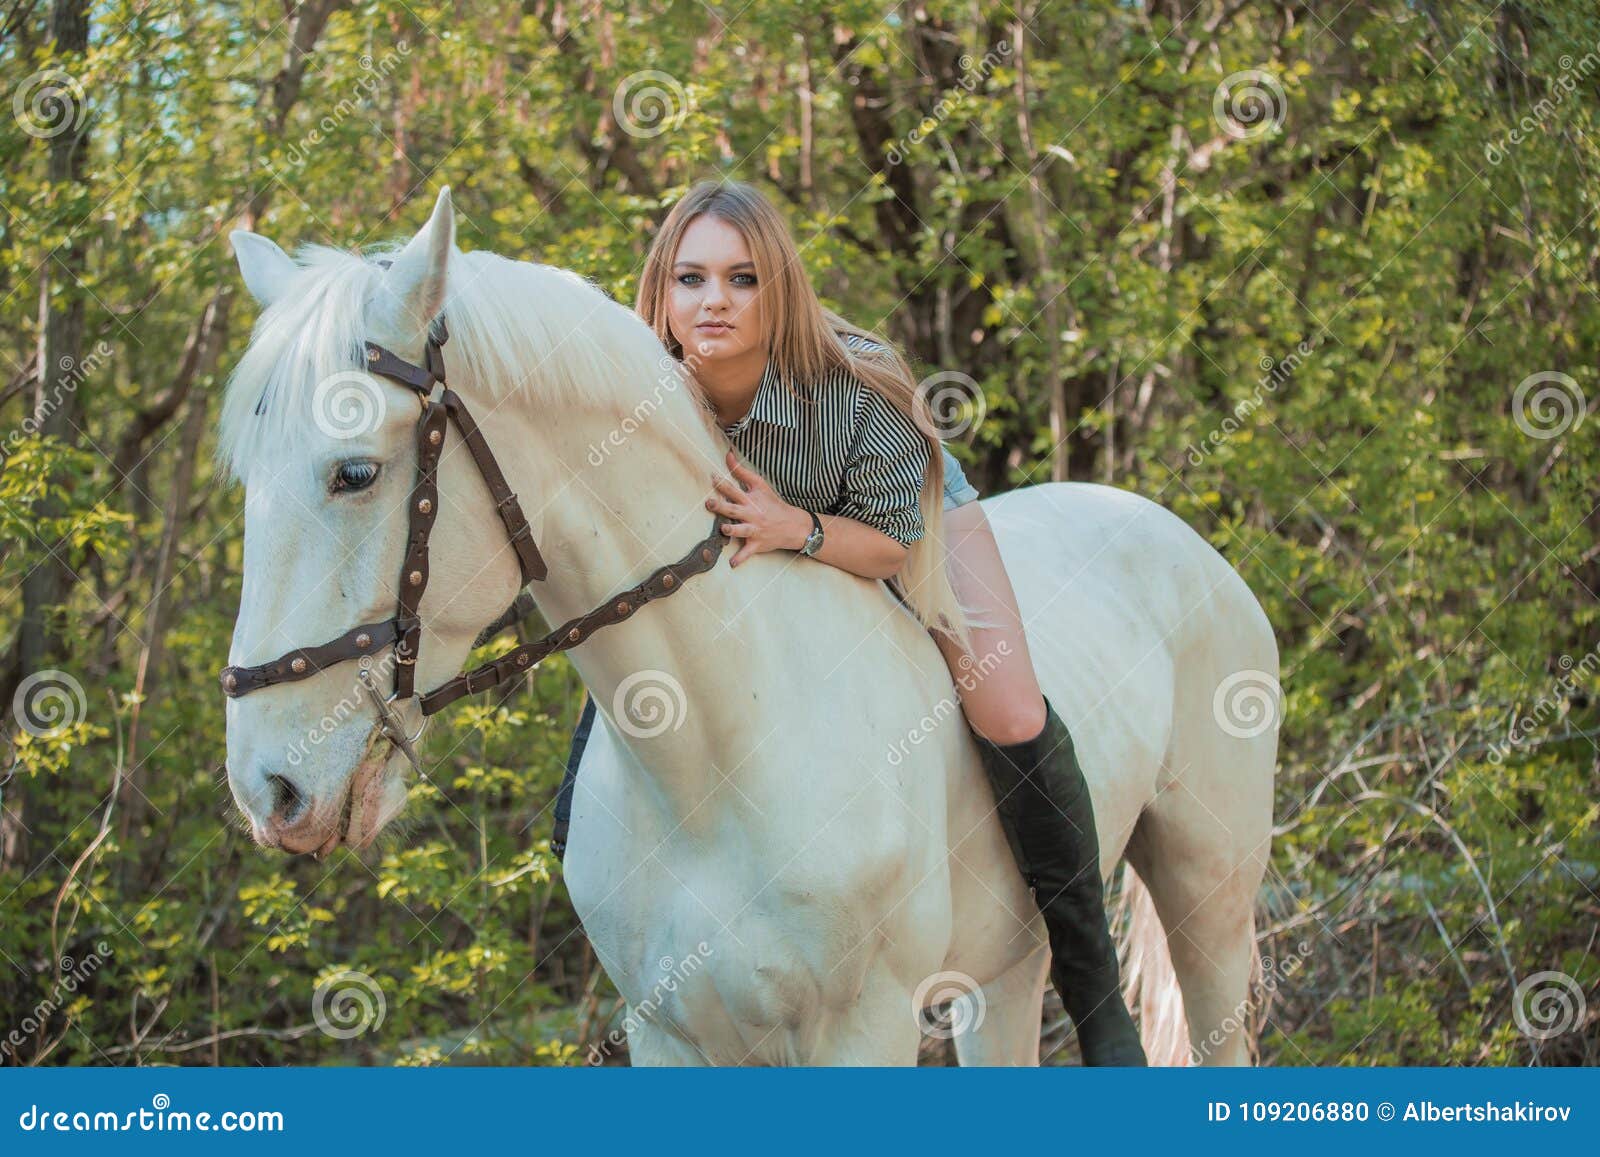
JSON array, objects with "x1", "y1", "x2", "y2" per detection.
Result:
[
  {"x1": 707, "y1": 449, "x2": 910, "y2": 579},
  {"x1": 799, "y1": 510, "x2": 910, "y2": 579}
]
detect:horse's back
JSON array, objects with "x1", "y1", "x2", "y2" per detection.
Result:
[{"x1": 983, "y1": 481, "x2": 1268, "y2": 665}]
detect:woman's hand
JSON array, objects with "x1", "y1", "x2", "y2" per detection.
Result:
[{"x1": 707, "y1": 449, "x2": 811, "y2": 567}]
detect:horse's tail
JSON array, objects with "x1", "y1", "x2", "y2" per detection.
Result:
[{"x1": 1118, "y1": 863, "x2": 1191, "y2": 1066}]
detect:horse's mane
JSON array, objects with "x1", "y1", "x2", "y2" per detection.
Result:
[{"x1": 216, "y1": 242, "x2": 720, "y2": 482}]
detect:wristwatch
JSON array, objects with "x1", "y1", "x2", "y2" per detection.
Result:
[{"x1": 799, "y1": 510, "x2": 824, "y2": 557}]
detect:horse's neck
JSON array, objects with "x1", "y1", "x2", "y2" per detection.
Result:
[
  {"x1": 518, "y1": 394, "x2": 721, "y2": 616},
  {"x1": 508, "y1": 388, "x2": 789, "y2": 800}
]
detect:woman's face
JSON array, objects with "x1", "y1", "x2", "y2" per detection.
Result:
[{"x1": 666, "y1": 214, "x2": 766, "y2": 368}]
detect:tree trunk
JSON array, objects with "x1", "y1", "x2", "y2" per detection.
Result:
[
  {"x1": 1012, "y1": 5, "x2": 1071, "y2": 481},
  {"x1": 8, "y1": 0, "x2": 90, "y2": 874},
  {"x1": 18, "y1": 0, "x2": 90, "y2": 677}
]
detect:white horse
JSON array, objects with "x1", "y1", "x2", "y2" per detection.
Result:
[{"x1": 220, "y1": 187, "x2": 1277, "y2": 1066}]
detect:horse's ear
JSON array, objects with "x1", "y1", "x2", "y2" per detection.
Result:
[
  {"x1": 370, "y1": 185, "x2": 455, "y2": 342},
  {"x1": 230, "y1": 230, "x2": 297, "y2": 309}
]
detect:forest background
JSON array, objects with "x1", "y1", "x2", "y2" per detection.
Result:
[{"x1": 1, "y1": 0, "x2": 1595, "y2": 1066}]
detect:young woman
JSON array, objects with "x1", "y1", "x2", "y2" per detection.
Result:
[{"x1": 552, "y1": 180, "x2": 1145, "y2": 1065}]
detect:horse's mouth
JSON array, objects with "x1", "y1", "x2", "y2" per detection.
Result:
[{"x1": 311, "y1": 730, "x2": 400, "y2": 858}]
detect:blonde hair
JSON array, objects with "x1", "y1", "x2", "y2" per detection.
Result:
[{"x1": 636, "y1": 179, "x2": 972, "y2": 653}]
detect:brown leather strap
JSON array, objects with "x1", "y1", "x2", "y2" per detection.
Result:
[
  {"x1": 419, "y1": 515, "x2": 731, "y2": 715},
  {"x1": 363, "y1": 341, "x2": 436, "y2": 392},
  {"x1": 220, "y1": 618, "x2": 407, "y2": 697},
  {"x1": 440, "y1": 388, "x2": 547, "y2": 583},
  {"x1": 394, "y1": 401, "x2": 448, "y2": 698}
]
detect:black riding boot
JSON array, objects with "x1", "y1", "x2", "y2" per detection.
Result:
[
  {"x1": 970, "y1": 695, "x2": 1147, "y2": 1066},
  {"x1": 551, "y1": 695, "x2": 596, "y2": 863}
]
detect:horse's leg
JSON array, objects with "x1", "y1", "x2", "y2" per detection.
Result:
[
  {"x1": 1124, "y1": 819, "x2": 1262, "y2": 1066},
  {"x1": 802, "y1": 968, "x2": 924, "y2": 1066},
  {"x1": 950, "y1": 945, "x2": 1050, "y2": 1066},
  {"x1": 1123, "y1": 638, "x2": 1276, "y2": 1066}
]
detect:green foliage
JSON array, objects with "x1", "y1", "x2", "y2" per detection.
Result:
[{"x1": 1, "y1": 0, "x2": 1595, "y2": 1066}]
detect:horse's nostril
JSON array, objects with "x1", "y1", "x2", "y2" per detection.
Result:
[{"x1": 265, "y1": 773, "x2": 306, "y2": 824}]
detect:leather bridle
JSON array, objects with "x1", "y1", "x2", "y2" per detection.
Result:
[{"x1": 219, "y1": 293, "x2": 730, "y2": 760}]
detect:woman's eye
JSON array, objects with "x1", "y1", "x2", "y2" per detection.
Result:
[
  {"x1": 677, "y1": 273, "x2": 755, "y2": 287},
  {"x1": 332, "y1": 461, "x2": 380, "y2": 493}
]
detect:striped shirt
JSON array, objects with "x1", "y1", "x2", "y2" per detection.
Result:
[{"x1": 720, "y1": 334, "x2": 930, "y2": 546}]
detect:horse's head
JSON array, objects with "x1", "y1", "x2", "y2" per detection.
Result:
[{"x1": 219, "y1": 188, "x2": 524, "y2": 855}]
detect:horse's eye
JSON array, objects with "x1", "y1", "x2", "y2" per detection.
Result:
[{"x1": 332, "y1": 460, "x2": 380, "y2": 493}]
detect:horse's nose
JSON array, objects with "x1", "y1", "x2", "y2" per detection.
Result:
[
  {"x1": 233, "y1": 765, "x2": 337, "y2": 854},
  {"x1": 264, "y1": 773, "x2": 307, "y2": 826}
]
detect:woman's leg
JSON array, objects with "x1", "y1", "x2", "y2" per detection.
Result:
[
  {"x1": 931, "y1": 501, "x2": 1046, "y2": 743},
  {"x1": 932, "y1": 498, "x2": 1146, "y2": 1066}
]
